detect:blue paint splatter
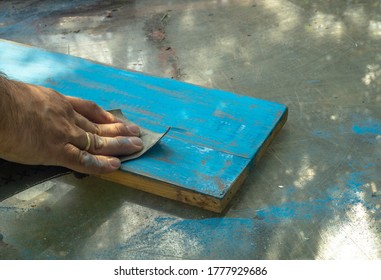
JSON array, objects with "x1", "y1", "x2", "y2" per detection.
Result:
[
  {"x1": 166, "y1": 218, "x2": 259, "y2": 258},
  {"x1": 312, "y1": 129, "x2": 332, "y2": 140},
  {"x1": 94, "y1": 217, "x2": 268, "y2": 259},
  {"x1": 352, "y1": 118, "x2": 381, "y2": 143},
  {"x1": 352, "y1": 119, "x2": 381, "y2": 135},
  {"x1": 93, "y1": 159, "x2": 379, "y2": 259},
  {"x1": 256, "y1": 199, "x2": 329, "y2": 221},
  {"x1": 306, "y1": 79, "x2": 322, "y2": 85}
]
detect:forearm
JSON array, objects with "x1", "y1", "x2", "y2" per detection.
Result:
[
  {"x1": 0, "y1": 73, "x2": 12, "y2": 134},
  {"x1": 0, "y1": 74, "x2": 22, "y2": 155},
  {"x1": 0, "y1": 74, "x2": 13, "y2": 154}
]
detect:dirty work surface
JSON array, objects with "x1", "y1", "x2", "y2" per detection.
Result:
[
  {"x1": 0, "y1": 0, "x2": 380, "y2": 259},
  {"x1": 0, "y1": 160, "x2": 69, "y2": 202}
]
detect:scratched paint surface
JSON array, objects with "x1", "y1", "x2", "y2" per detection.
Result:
[{"x1": 0, "y1": 40, "x2": 286, "y2": 198}]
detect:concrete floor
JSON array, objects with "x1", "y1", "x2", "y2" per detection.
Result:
[{"x1": 0, "y1": 0, "x2": 380, "y2": 259}]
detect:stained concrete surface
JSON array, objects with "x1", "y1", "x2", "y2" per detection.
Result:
[{"x1": 0, "y1": 0, "x2": 380, "y2": 259}]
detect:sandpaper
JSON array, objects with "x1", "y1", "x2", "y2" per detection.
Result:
[{"x1": 109, "y1": 109, "x2": 170, "y2": 161}]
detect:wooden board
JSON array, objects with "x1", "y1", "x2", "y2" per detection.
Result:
[{"x1": 0, "y1": 39, "x2": 287, "y2": 212}]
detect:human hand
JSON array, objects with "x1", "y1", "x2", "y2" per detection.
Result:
[{"x1": 0, "y1": 79, "x2": 143, "y2": 174}]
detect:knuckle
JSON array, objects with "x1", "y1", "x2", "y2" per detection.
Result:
[
  {"x1": 114, "y1": 123, "x2": 127, "y2": 135},
  {"x1": 93, "y1": 123, "x2": 101, "y2": 135},
  {"x1": 61, "y1": 144, "x2": 105, "y2": 174},
  {"x1": 61, "y1": 122, "x2": 77, "y2": 142},
  {"x1": 115, "y1": 136, "x2": 126, "y2": 146},
  {"x1": 50, "y1": 121, "x2": 72, "y2": 145},
  {"x1": 78, "y1": 150, "x2": 92, "y2": 168},
  {"x1": 61, "y1": 100, "x2": 75, "y2": 118},
  {"x1": 93, "y1": 135, "x2": 104, "y2": 150},
  {"x1": 87, "y1": 101, "x2": 99, "y2": 111},
  {"x1": 78, "y1": 151, "x2": 106, "y2": 174},
  {"x1": 63, "y1": 143, "x2": 75, "y2": 152},
  {"x1": 62, "y1": 143, "x2": 81, "y2": 166}
]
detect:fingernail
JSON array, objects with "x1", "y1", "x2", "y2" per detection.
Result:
[
  {"x1": 109, "y1": 158, "x2": 120, "y2": 169},
  {"x1": 129, "y1": 137, "x2": 143, "y2": 147},
  {"x1": 127, "y1": 125, "x2": 140, "y2": 136}
]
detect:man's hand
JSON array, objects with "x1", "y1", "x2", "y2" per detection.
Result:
[{"x1": 0, "y1": 78, "x2": 143, "y2": 174}]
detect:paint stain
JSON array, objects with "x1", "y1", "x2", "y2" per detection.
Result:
[
  {"x1": 249, "y1": 161, "x2": 378, "y2": 222},
  {"x1": 306, "y1": 79, "x2": 322, "y2": 85},
  {"x1": 143, "y1": 11, "x2": 183, "y2": 80},
  {"x1": 352, "y1": 119, "x2": 381, "y2": 135},
  {"x1": 94, "y1": 217, "x2": 263, "y2": 259},
  {"x1": 255, "y1": 199, "x2": 328, "y2": 221},
  {"x1": 49, "y1": 160, "x2": 378, "y2": 260},
  {"x1": 312, "y1": 129, "x2": 332, "y2": 140},
  {"x1": 352, "y1": 118, "x2": 381, "y2": 144}
]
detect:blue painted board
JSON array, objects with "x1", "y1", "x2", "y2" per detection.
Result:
[{"x1": 0, "y1": 40, "x2": 287, "y2": 209}]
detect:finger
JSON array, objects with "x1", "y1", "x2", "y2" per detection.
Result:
[
  {"x1": 88, "y1": 134, "x2": 144, "y2": 156},
  {"x1": 97, "y1": 123, "x2": 141, "y2": 137},
  {"x1": 70, "y1": 131, "x2": 143, "y2": 156},
  {"x1": 74, "y1": 112, "x2": 141, "y2": 137},
  {"x1": 74, "y1": 111, "x2": 100, "y2": 134},
  {"x1": 66, "y1": 96, "x2": 117, "y2": 124},
  {"x1": 61, "y1": 143, "x2": 121, "y2": 174}
]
